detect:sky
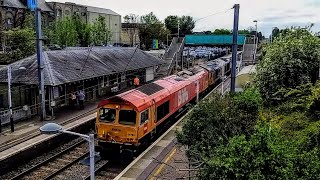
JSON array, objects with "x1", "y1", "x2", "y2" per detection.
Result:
[{"x1": 47, "y1": 0, "x2": 320, "y2": 36}]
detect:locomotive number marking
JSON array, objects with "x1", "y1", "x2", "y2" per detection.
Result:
[{"x1": 178, "y1": 88, "x2": 189, "y2": 106}]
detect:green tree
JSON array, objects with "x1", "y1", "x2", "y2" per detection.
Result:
[
  {"x1": 201, "y1": 123, "x2": 320, "y2": 179},
  {"x1": 139, "y1": 12, "x2": 168, "y2": 49},
  {"x1": 271, "y1": 27, "x2": 280, "y2": 41},
  {"x1": 255, "y1": 28, "x2": 320, "y2": 101},
  {"x1": 177, "y1": 90, "x2": 261, "y2": 161},
  {"x1": 51, "y1": 16, "x2": 78, "y2": 47},
  {"x1": 91, "y1": 16, "x2": 111, "y2": 46},
  {"x1": 212, "y1": 29, "x2": 231, "y2": 35},
  {"x1": 164, "y1": 15, "x2": 195, "y2": 35},
  {"x1": 179, "y1": 15, "x2": 195, "y2": 35},
  {"x1": 0, "y1": 28, "x2": 36, "y2": 64},
  {"x1": 72, "y1": 15, "x2": 89, "y2": 46},
  {"x1": 22, "y1": 12, "x2": 35, "y2": 29},
  {"x1": 164, "y1": 15, "x2": 179, "y2": 34}
]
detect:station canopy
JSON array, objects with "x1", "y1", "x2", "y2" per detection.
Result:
[
  {"x1": 0, "y1": 47, "x2": 165, "y2": 86},
  {"x1": 185, "y1": 35, "x2": 246, "y2": 45}
]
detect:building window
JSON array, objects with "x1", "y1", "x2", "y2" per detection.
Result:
[
  {"x1": 140, "y1": 109, "x2": 149, "y2": 125},
  {"x1": 65, "y1": 10, "x2": 70, "y2": 16},
  {"x1": 16, "y1": 13, "x2": 24, "y2": 27},
  {"x1": 5, "y1": 12, "x2": 14, "y2": 29},
  {"x1": 57, "y1": 9, "x2": 62, "y2": 17}
]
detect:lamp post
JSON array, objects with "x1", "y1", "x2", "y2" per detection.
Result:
[
  {"x1": 6, "y1": 66, "x2": 26, "y2": 133},
  {"x1": 253, "y1": 20, "x2": 258, "y2": 44},
  {"x1": 253, "y1": 20, "x2": 258, "y2": 62},
  {"x1": 40, "y1": 123, "x2": 95, "y2": 180}
]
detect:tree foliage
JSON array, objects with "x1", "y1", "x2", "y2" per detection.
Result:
[
  {"x1": 179, "y1": 15, "x2": 195, "y2": 35},
  {"x1": 47, "y1": 15, "x2": 112, "y2": 47},
  {"x1": 50, "y1": 16, "x2": 78, "y2": 47},
  {"x1": 164, "y1": 15, "x2": 179, "y2": 34},
  {"x1": 212, "y1": 28, "x2": 231, "y2": 35},
  {"x1": 0, "y1": 28, "x2": 35, "y2": 64},
  {"x1": 201, "y1": 123, "x2": 320, "y2": 179},
  {"x1": 139, "y1": 12, "x2": 169, "y2": 49},
  {"x1": 177, "y1": 89, "x2": 261, "y2": 161},
  {"x1": 255, "y1": 28, "x2": 320, "y2": 101},
  {"x1": 91, "y1": 16, "x2": 112, "y2": 46}
]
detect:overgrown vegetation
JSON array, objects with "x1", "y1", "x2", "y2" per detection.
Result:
[
  {"x1": 0, "y1": 14, "x2": 112, "y2": 64},
  {"x1": 47, "y1": 15, "x2": 112, "y2": 47},
  {"x1": 256, "y1": 28, "x2": 320, "y2": 101},
  {"x1": 0, "y1": 28, "x2": 35, "y2": 64},
  {"x1": 177, "y1": 27, "x2": 320, "y2": 179}
]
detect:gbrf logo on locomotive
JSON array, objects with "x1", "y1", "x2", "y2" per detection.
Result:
[{"x1": 177, "y1": 88, "x2": 189, "y2": 106}]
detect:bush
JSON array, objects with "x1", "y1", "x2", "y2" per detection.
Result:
[
  {"x1": 255, "y1": 29, "x2": 320, "y2": 101},
  {"x1": 177, "y1": 89, "x2": 261, "y2": 161},
  {"x1": 1, "y1": 28, "x2": 36, "y2": 64},
  {"x1": 200, "y1": 123, "x2": 320, "y2": 179}
]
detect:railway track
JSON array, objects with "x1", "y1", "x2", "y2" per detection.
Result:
[
  {"x1": 9, "y1": 140, "x2": 88, "y2": 180},
  {"x1": 0, "y1": 108, "x2": 96, "y2": 153},
  {"x1": 90, "y1": 163, "x2": 127, "y2": 180}
]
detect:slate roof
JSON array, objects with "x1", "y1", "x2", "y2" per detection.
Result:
[
  {"x1": 38, "y1": 0, "x2": 53, "y2": 12},
  {"x1": 86, "y1": 6, "x2": 120, "y2": 16},
  {"x1": 0, "y1": 47, "x2": 165, "y2": 86},
  {"x1": 2, "y1": 0, "x2": 26, "y2": 9}
]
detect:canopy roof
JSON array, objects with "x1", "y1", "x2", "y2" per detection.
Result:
[{"x1": 0, "y1": 47, "x2": 164, "y2": 86}]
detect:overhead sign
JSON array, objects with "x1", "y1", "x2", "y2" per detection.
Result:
[
  {"x1": 27, "y1": 0, "x2": 37, "y2": 11},
  {"x1": 152, "y1": 39, "x2": 158, "y2": 49}
]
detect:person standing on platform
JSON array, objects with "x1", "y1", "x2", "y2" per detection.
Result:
[
  {"x1": 70, "y1": 92, "x2": 77, "y2": 109},
  {"x1": 134, "y1": 76, "x2": 140, "y2": 88},
  {"x1": 77, "y1": 90, "x2": 85, "y2": 110}
]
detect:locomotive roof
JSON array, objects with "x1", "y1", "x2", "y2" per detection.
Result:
[{"x1": 98, "y1": 70, "x2": 206, "y2": 111}]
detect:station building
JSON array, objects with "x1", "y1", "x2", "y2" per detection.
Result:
[
  {"x1": 0, "y1": 47, "x2": 164, "y2": 124},
  {"x1": 0, "y1": 0, "x2": 122, "y2": 45}
]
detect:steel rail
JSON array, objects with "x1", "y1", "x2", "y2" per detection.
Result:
[
  {"x1": 9, "y1": 140, "x2": 87, "y2": 180},
  {"x1": 0, "y1": 108, "x2": 96, "y2": 152}
]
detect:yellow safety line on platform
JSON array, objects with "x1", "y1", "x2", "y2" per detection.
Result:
[{"x1": 150, "y1": 147, "x2": 177, "y2": 180}]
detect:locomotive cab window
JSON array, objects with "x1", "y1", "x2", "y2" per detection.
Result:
[
  {"x1": 157, "y1": 101, "x2": 170, "y2": 122},
  {"x1": 99, "y1": 108, "x2": 116, "y2": 123},
  {"x1": 140, "y1": 109, "x2": 149, "y2": 125},
  {"x1": 119, "y1": 110, "x2": 137, "y2": 125}
]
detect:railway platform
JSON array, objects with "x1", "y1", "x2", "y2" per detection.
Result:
[{"x1": 0, "y1": 101, "x2": 97, "y2": 146}]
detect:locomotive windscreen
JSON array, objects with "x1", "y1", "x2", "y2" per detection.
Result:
[{"x1": 137, "y1": 83, "x2": 164, "y2": 95}]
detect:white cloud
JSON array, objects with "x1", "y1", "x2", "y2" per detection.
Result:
[{"x1": 47, "y1": 0, "x2": 320, "y2": 36}]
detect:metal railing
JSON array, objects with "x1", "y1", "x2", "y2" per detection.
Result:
[
  {"x1": 167, "y1": 37, "x2": 185, "y2": 75},
  {"x1": 163, "y1": 37, "x2": 177, "y2": 59}
]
